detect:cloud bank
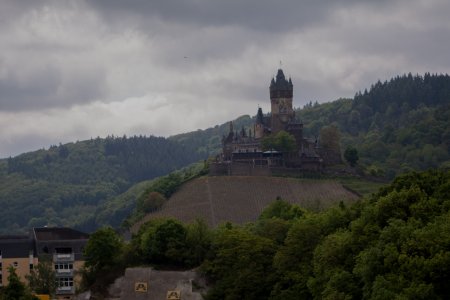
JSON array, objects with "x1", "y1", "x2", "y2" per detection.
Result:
[{"x1": 1, "y1": 0, "x2": 449, "y2": 157}]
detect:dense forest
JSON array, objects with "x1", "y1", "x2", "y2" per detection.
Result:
[
  {"x1": 299, "y1": 73, "x2": 450, "y2": 178},
  {"x1": 80, "y1": 170, "x2": 450, "y2": 299},
  {"x1": 0, "y1": 136, "x2": 204, "y2": 234}
]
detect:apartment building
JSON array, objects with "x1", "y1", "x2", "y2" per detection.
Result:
[{"x1": 0, "y1": 227, "x2": 89, "y2": 299}]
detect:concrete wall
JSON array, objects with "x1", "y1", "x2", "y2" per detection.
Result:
[
  {"x1": 1, "y1": 257, "x2": 36, "y2": 285},
  {"x1": 107, "y1": 267, "x2": 205, "y2": 300}
]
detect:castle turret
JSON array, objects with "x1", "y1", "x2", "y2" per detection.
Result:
[
  {"x1": 222, "y1": 121, "x2": 235, "y2": 161},
  {"x1": 270, "y1": 69, "x2": 294, "y2": 133},
  {"x1": 254, "y1": 107, "x2": 265, "y2": 139}
]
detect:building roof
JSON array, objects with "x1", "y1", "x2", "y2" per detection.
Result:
[
  {"x1": 0, "y1": 235, "x2": 29, "y2": 240},
  {"x1": 33, "y1": 227, "x2": 89, "y2": 241},
  {"x1": 0, "y1": 236, "x2": 34, "y2": 258},
  {"x1": 270, "y1": 68, "x2": 293, "y2": 91}
]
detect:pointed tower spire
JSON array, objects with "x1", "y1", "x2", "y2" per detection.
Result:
[{"x1": 256, "y1": 107, "x2": 264, "y2": 124}]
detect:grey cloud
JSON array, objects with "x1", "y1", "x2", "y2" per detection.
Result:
[
  {"x1": 0, "y1": 0, "x2": 449, "y2": 157},
  {"x1": 88, "y1": 0, "x2": 386, "y2": 33},
  {"x1": 0, "y1": 64, "x2": 106, "y2": 112}
]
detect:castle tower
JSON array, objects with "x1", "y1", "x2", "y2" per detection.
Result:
[
  {"x1": 270, "y1": 69, "x2": 294, "y2": 133},
  {"x1": 254, "y1": 107, "x2": 265, "y2": 139}
]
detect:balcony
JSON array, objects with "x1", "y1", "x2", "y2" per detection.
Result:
[
  {"x1": 56, "y1": 286, "x2": 75, "y2": 295},
  {"x1": 55, "y1": 269, "x2": 74, "y2": 277},
  {"x1": 53, "y1": 253, "x2": 74, "y2": 262}
]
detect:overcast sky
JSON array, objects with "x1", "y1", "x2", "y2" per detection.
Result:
[{"x1": 1, "y1": 0, "x2": 449, "y2": 158}]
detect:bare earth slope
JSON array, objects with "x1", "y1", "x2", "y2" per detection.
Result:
[{"x1": 133, "y1": 176, "x2": 359, "y2": 231}]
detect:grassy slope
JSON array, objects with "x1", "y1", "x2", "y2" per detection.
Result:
[{"x1": 132, "y1": 176, "x2": 366, "y2": 232}]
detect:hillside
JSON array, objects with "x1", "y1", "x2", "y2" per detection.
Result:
[
  {"x1": 132, "y1": 176, "x2": 361, "y2": 232},
  {"x1": 170, "y1": 73, "x2": 450, "y2": 179},
  {"x1": 169, "y1": 114, "x2": 253, "y2": 157},
  {"x1": 299, "y1": 73, "x2": 450, "y2": 178},
  {"x1": 82, "y1": 170, "x2": 450, "y2": 299},
  {"x1": 1, "y1": 73, "x2": 448, "y2": 235},
  {"x1": 0, "y1": 135, "x2": 204, "y2": 234}
]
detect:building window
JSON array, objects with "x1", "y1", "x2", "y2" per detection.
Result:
[
  {"x1": 12, "y1": 262, "x2": 18, "y2": 268},
  {"x1": 55, "y1": 247, "x2": 72, "y2": 254},
  {"x1": 30, "y1": 264, "x2": 33, "y2": 270},
  {"x1": 57, "y1": 277, "x2": 73, "y2": 287},
  {"x1": 54, "y1": 263, "x2": 73, "y2": 272}
]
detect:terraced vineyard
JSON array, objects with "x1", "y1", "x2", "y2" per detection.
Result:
[{"x1": 133, "y1": 176, "x2": 360, "y2": 231}]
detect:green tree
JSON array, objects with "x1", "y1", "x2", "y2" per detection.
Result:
[
  {"x1": 202, "y1": 227, "x2": 277, "y2": 300},
  {"x1": 320, "y1": 125, "x2": 341, "y2": 153},
  {"x1": 255, "y1": 199, "x2": 305, "y2": 245},
  {"x1": 140, "y1": 219, "x2": 187, "y2": 265},
  {"x1": 261, "y1": 131, "x2": 297, "y2": 153},
  {"x1": 259, "y1": 198, "x2": 304, "y2": 221},
  {"x1": 142, "y1": 191, "x2": 166, "y2": 213},
  {"x1": 83, "y1": 227, "x2": 123, "y2": 274},
  {"x1": 344, "y1": 146, "x2": 359, "y2": 167},
  {"x1": 185, "y1": 218, "x2": 212, "y2": 267},
  {"x1": 26, "y1": 255, "x2": 56, "y2": 296},
  {"x1": 1, "y1": 266, "x2": 37, "y2": 300}
]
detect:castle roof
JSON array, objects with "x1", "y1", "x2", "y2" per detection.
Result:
[
  {"x1": 270, "y1": 69, "x2": 293, "y2": 91},
  {"x1": 256, "y1": 107, "x2": 264, "y2": 124}
]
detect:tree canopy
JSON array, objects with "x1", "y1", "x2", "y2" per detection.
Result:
[
  {"x1": 344, "y1": 146, "x2": 359, "y2": 167},
  {"x1": 0, "y1": 135, "x2": 205, "y2": 234},
  {"x1": 82, "y1": 170, "x2": 450, "y2": 299},
  {"x1": 1, "y1": 266, "x2": 37, "y2": 300},
  {"x1": 83, "y1": 227, "x2": 123, "y2": 274},
  {"x1": 261, "y1": 131, "x2": 297, "y2": 153},
  {"x1": 26, "y1": 255, "x2": 57, "y2": 296}
]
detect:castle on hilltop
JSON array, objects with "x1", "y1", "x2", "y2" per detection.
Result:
[{"x1": 211, "y1": 68, "x2": 337, "y2": 176}]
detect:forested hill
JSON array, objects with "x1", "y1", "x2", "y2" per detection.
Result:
[
  {"x1": 0, "y1": 135, "x2": 205, "y2": 234},
  {"x1": 171, "y1": 73, "x2": 450, "y2": 179},
  {"x1": 300, "y1": 73, "x2": 450, "y2": 178},
  {"x1": 1, "y1": 73, "x2": 448, "y2": 234},
  {"x1": 169, "y1": 114, "x2": 254, "y2": 157}
]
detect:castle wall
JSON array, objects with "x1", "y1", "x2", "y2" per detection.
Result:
[{"x1": 209, "y1": 161, "x2": 322, "y2": 177}]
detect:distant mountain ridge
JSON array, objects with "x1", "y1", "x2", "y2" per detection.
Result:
[{"x1": 0, "y1": 135, "x2": 204, "y2": 234}]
